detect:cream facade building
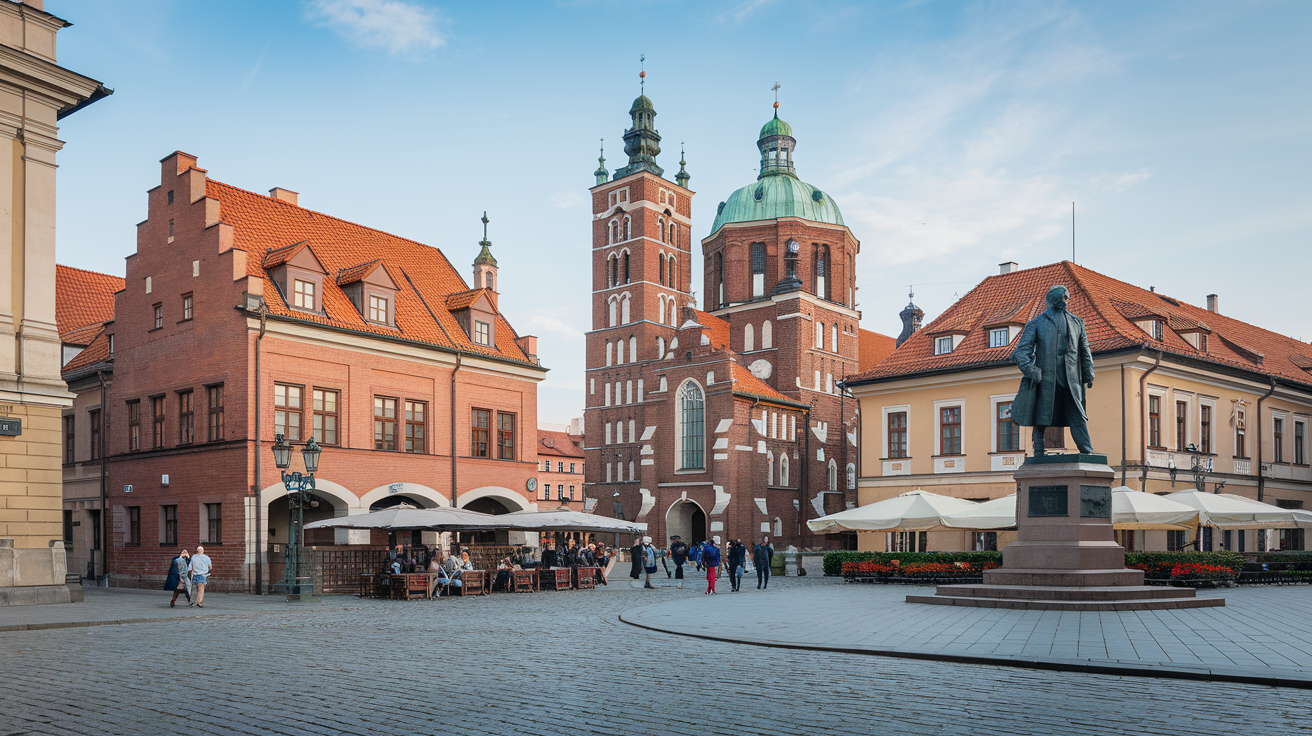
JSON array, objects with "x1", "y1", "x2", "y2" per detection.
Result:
[
  {"x1": 847, "y1": 261, "x2": 1312, "y2": 555},
  {"x1": 0, "y1": 0, "x2": 108, "y2": 604}
]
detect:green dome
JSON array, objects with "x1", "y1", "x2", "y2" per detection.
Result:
[
  {"x1": 630, "y1": 95, "x2": 655, "y2": 113},
  {"x1": 710, "y1": 176, "x2": 844, "y2": 235},
  {"x1": 759, "y1": 114, "x2": 793, "y2": 139}
]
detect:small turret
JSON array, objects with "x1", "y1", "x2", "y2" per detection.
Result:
[
  {"x1": 675, "y1": 144, "x2": 690, "y2": 189},
  {"x1": 896, "y1": 288, "x2": 923, "y2": 347},
  {"x1": 594, "y1": 140, "x2": 608, "y2": 186},
  {"x1": 472, "y1": 211, "x2": 498, "y2": 293},
  {"x1": 615, "y1": 60, "x2": 664, "y2": 179}
]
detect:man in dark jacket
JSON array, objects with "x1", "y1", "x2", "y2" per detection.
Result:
[
  {"x1": 753, "y1": 536, "x2": 774, "y2": 589},
  {"x1": 629, "y1": 536, "x2": 644, "y2": 580},
  {"x1": 726, "y1": 539, "x2": 747, "y2": 592},
  {"x1": 1010, "y1": 284, "x2": 1095, "y2": 454},
  {"x1": 668, "y1": 536, "x2": 689, "y2": 584}
]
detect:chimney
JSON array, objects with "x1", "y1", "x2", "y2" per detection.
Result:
[
  {"x1": 269, "y1": 188, "x2": 299, "y2": 206},
  {"x1": 514, "y1": 335, "x2": 538, "y2": 364},
  {"x1": 999, "y1": 261, "x2": 1018, "y2": 274},
  {"x1": 1206, "y1": 294, "x2": 1219, "y2": 313}
]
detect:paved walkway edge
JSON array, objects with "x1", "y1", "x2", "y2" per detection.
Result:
[{"x1": 618, "y1": 608, "x2": 1312, "y2": 690}]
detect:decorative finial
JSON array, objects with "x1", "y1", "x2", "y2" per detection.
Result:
[
  {"x1": 480, "y1": 211, "x2": 490, "y2": 244},
  {"x1": 640, "y1": 54, "x2": 646, "y2": 93},
  {"x1": 772, "y1": 81, "x2": 781, "y2": 116},
  {"x1": 908, "y1": 286, "x2": 914, "y2": 303},
  {"x1": 680, "y1": 142, "x2": 686, "y2": 165}
]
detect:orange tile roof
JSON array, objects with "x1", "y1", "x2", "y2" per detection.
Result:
[
  {"x1": 537, "y1": 430, "x2": 585, "y2": 459},
  {"x1": 334, "y1": 259, "x2": 382, "y2": 286},
  {"x1": 445, "y1": 288, "x2": 493, "y2": 312},
  {"x1": 850, "y1": 260, "x2": 1312, "y2": 388},
  {"x1": 55, "y1": 264, "x2": 122, "y2": 340},
  {"x1": 729, "y1": 362, "x2": 806, "y2": 407},
  {"x1": 692, "y1": 309, "x2": 731, "y2": 350},
  {"x1": 205, "y1": 179, "x2": 538, "y2": 367},
  {"x1": 858, "y1": 329, "x2": 896, "y2": 373},
  {"x1": 62, "y1": 329, "x2": 109, "y2": 374}
]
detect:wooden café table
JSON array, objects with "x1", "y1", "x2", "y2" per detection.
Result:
[
  {"x1": 573, "y1": 566, "x2": 599, "y2": 590},
  {"x1": 511, "y1": 568, "x2": 538, "y2": 593},
  {"x1": 539, "y1": 567, "x2": 573, "y2": 591}
]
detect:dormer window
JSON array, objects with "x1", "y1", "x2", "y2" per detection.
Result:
[
  {"x1": 293, "y1": 279, "x2": 316, "y2": 310},
  {"x1": 935, "y1": 336, "x2": 954, "y2": 355},
  {"x1": 990, "y1": 328, "x2": 1010, "y2": 348},
  {"x1": 475, "y1": 321, "x2": 491, "y2": 345},
  {"x1": 368, "y1": 294, "x2": 389, "y2": 324}
]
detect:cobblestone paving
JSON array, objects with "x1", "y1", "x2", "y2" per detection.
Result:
[{"x1": 1, "y1": 578, "x2": 1308, "y2": 735}]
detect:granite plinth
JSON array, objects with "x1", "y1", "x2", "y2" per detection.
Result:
[{"x1": 909, "y1": 456, "x2": 1222, "y2": 611}]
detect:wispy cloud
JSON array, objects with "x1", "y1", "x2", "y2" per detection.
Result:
[
  {"x1": 304, "y1": 0, "x2": 445, "y2": 56},
  {"x1": 238, "y1": 36, "x2": 274, "y2": 93}
]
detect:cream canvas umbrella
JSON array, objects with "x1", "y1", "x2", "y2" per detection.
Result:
[
  {"x1": 303, "y1": 507, "x2": 510, "y2": 531},
  {"x1": 504, "y1": 508, "x2": 647, "y2": 534},
  {"x1": 807, "y1": 490, "x2": 979, "y2": 533},
  {"x1": 938, "y1": 488, "x2": 1198, "y2": 530},
  {"x1": 1162, "y1": 490, "x2": 1297, "y2": 529},
  {"x1": 940, "y1": 495, "x2": 1017, "y2": 530}
]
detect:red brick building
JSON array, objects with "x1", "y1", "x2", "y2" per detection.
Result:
[
  {"x1": 87, "y1": 152, "x2": 545, "y2": 592},
  {"x1": 534, "y1": 423, "x2": 585, "y2": 511},
  {"x1": 584, "y1": 95, "x2": 893, "y2": 549}
]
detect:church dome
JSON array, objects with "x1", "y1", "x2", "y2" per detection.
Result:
[
  {"x1": 710, "y1": 177, "x2": 844, "y2": 235},
  {"x1": 630, "y1": 95, "x2": 655, "y2": 113},
  {"x1": 759, "y1": 115, "x2": 793, "y2": 139}
]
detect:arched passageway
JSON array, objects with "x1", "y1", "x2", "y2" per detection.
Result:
[{"x1": 665, "y1": 501, "x2": 706, "y2": 546}]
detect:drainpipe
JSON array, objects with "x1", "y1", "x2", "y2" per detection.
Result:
[
  {"x1": 97, "y1": 369, "x2": 108, "y2": 585},
  {"x1": 1120, "y1": 363, "x2": 1127, "y2": 487},
  {"x1": 800, "y1": 403, "x2": 811, "y2": 565},
  {"x1": 254, "y1": 308, "x2": 267, "y2": 594},
  {"x1": 450, "y1": 354, "x2": 463, "y2": 507},
  {"x1": 1139, "y1": 350, "x2": 1162, "y2": 491},
  {"x1": 1256, "y1": 377, "x2": 1277, "y2": 502}
]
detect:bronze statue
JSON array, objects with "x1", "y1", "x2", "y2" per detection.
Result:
[{"x1": 1010, "y1": 285, "x2": 1095, "y2": 455}]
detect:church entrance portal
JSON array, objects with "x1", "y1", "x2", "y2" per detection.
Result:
[{"x1": 665, "y1": 501, "x2": 706, "y2": 545}]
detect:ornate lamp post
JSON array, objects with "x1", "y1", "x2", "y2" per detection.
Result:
[{"x1": 272, "y1": 433, "x2": 322, "y2": 600}]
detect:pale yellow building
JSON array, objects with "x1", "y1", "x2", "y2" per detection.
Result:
[
  {"x1": 0, "y1": 1, "x2": 108, "y2": 604},
  {"x1": 846, "y1": 261, "x2": 1311, "y2": 555}
]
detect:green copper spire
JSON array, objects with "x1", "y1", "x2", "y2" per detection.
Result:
[
  {"x1": 758, "y1": 93, "x2": 797, "y2": 180},
  {"x1": 594, "y1": 139, "x2": 608, "y2": 186},
  {"x1": 615, "y1": 56, "x2": 664, "y2": 179},
  {"x1": 472, "y1": 211, "x2": 497, "y2": 267},
  {"x1": 675, "y1": 143, "x2": 690, "y2": 189}
]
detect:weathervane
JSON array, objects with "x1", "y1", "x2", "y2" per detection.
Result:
[
  {"x1": 772, "y1": 81, "x2": 781, "y2": 111},
  {"x1": 640, "y1": 54, "x2": 646, "y2": 93},
  {"x1": 480, "y1": 211, "x2": 490, "y2": 245}
]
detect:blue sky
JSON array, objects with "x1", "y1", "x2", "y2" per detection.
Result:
[{"x1": 51, "y1": 0, "x2": 1312, "y2": 424}]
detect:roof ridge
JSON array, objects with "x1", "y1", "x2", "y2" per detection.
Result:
[
  {"x1": 1066, "y1": 261, "x2": 1142, "y2": 348},
  {"x1": 56, "y1": 263, "x2": 125, "y2": 282}
]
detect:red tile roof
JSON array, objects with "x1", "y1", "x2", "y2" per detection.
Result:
[
  {"x1": 206, "y1": 179, "x2": 538, "y2": 367},
  {"x1": 858, "y1": 329, "x2": 896, "y2": 373},
  {"x1": 537, "y1": 430, "x2": 585, "y2": 459},
  {"x1": 55, "y1": 264, "x2": 123, "y2": 340},
  {"x1": 692, "y1": 309, "x2": 731, "y2": 350},
  {"x1": 729, "y1": 362, "x2": 806, "y2": 407},
  {"x1": 62, "y1": 330, "x2": 109, "y2": 374},
  {"x1": 850, "y1": 261, "x2": 1312, "y2": 388},
  {"x1": 334, "y1": 259, "x2": 382, "y2": 286},
  {"x1": 445, "y1": 288, "x2": 493, "y2": 312}
]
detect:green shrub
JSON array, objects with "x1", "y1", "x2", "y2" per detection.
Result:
[
  {"x1": 1124, "y1": 551, "x2": 1245, "y2": 579},
  {"x1": 822, "y1": 551, "x2": 1003, "y2": 576},
  {"x1": 1255, "y1": 552, "x2": 1312, "y2": 566}
]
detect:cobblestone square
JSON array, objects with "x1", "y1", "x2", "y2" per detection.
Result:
[{"x1": 1, "y1": 577, "x2": 1308, "y2": 735}]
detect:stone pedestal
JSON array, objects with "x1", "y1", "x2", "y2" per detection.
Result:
[{"x1": 908, "y1": 454, "x2": 1222, "y2": 611}]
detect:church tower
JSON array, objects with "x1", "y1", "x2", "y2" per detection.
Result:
[
  {"x1": 582, "y1": 75, "x2": 694, "y2": 516},
  {"x1": 472, "y1": 211, "x2": 498, "y2": 294}
]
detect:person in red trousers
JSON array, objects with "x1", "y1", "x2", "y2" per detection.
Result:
[{"x1": 701, "y1": 537, "x2": 722, "y2": 594}]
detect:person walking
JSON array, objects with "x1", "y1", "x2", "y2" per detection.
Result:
[
  {"x1": 642, "y1": 537, "x2": 658, "y2": 589},
  {"x1": 668, "y1": 535, "x2": 688, "y2": 587},
  {"x1": 753, "y1": 536, "x2": 774, "y2": 589},
  {"x1": 629, "y1": 536, "x2": 644, "y2": 581},
  {"x1": 727, "y1": 539, "x2": 747, "y2": 592},
  {"x1": 702, "y1": 537, "x2": 721, "y2": 594},
  {"x1": 189, "y1": 545, "x2": 213, "y2": 607},
  {"x1": 165, "y1": 549, "x2": 192, "y2": 607}
]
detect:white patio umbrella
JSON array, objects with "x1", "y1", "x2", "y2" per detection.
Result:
[
  {"x1": 504, "y1": 508, "x2": 647, "y2": 534},
  {"x1": 940, "y1": 495, "x2": 1017, "y2": 530},
  {"x1": 1162, "y1": 490, "x2": 1298, "y2": 529},
  {"x1": 937, "y1": 488, "x2": 1199, "y2": 530},
  {"x1": 1294, "y1": 509, "x2": 1312, "y2": 532},
  {"x1": 807, "y1": 490, "x2": 979, "y2": 533},
  {"x1": 303, "y1": 506, "x2": 510, "y2": 531}
]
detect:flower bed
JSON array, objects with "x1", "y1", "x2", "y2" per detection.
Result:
[
  {"x1": 840, "y1": 559, "x2": 999, "y2": 584},
  {"x1": 824, "y1": 551, "x2": 1003, "y2": 577}
]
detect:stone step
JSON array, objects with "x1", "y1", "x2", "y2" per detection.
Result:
[
  {"x1": 906, "y1": 593, "x2": 1224, "y2": 612},
  {"x1": 934, "y1": 584, "x2": 1196, "y2": 602},
  {"x1": 985, "y1": 568, "x2": 1143, "y2": 587}
]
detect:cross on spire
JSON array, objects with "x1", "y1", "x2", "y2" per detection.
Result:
[
  {"x1": 772, "y1": 81, "x2": 781, "y2": 113},
  {"x1": 639, "y1": 54, "x2": 646, "y2": 93},
  {"x1": 480, "y1": 211, "x2": 490, "y2": 244}
]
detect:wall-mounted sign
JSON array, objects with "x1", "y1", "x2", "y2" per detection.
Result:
[
  {"x1": 0, "y1": 417, "x2": 21, "y2": 436},
  {"x1": 161, "y1": 474, "x2": 169, "y2": 486},
  {"x1": 124, "y1": 485, "x2": 133, "y2": 493},
  {"x1": 388, "y1": 483, "x2": 403, "y2": 495}
]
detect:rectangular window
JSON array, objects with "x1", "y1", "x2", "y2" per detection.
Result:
[
  {"x1": 569, "y1": 463, "x2": 576, "y2": 473},
  {"x1": 127, "y1": 506, "x2": 140, "y2": 546},
  {"x1": 63, "y1": 415, "x2": 74, "y2": 464},
  {"x1": 153, "y1": 303, "x2": 163, "y2": 329},
  {"x1": 997, "y1": 401, "x2": 1019, "y2": 452},
  {"x1": 940, "y1": 406, "x2": 962, "y2": 455},
  {"x1": 989, "y1": 328, "x2": 1009, "y2": 348},
  {"x1": 373, "y1": 396, "x2": 398, "y2": 451},
  {"x1": 405, "y1": 400, "x2": 426, "y2": 453},
  {"x1": 750, "y1": 243, "x2": 766, "y2": 297},
  {"x1": 206, "y1": 503, "x2": 222, "y2": 544},
  {"x1": 935, "y1": 336, "x2": 953, "y2": 355},
  {"x1": 207, "y1": 385, "x2": 224, "y2": 442},
  {"x1": 274, "y1": 384, "x2": 303, "y2": 441},
  {"x1": 127, "y1": 400, "x2": 140, "y2": 452},
  {"x1": 557, "y1": 461, "x2": 564, "y2": 473},
  {"x1": 313, "y1": 389, "x2": 339, "y2": 445},
  {"x1": 177, "y1": 390, "x2": 194, "y2": 445},
  {"x1": 162, "y1": 505, "x2": 178, "y2": 546},
  {"x1": 1273, "y1": 417, "x2": 1284, "y2": 463},
  {"x1": 474, "y1": 320, "x2": 491, "y2": 345},
  {"x1": 182, "y1": 293, "x2": 193, "y2": 321},
  {"x1": 293, "y1": 279, "x2": 315, "y2": 310},
  {"x1": 1148, "y1": 396, "x2": 1161, "y2": 448},
  {"x1": 1176, "y1": 400, "x2": 1187, "y2": 450},
  {"x1": 1296, "y1": 421, "x2": 1306, "y2": 465},
  {"x1": 888, "y1": 411, "x2": 907, "y2": 458},
  {"x1": 368, "y1": 294, "x2": 388, "y2": 323},
  {"x1": 1236, "y1": 426, "x2": 1246, "y2": 458},
  {"x1": 152, "y1": 396, "x2": 165, "y2": 449},
  {"x1": 1167, "y1": 529, "x2": 1185, "y2": 552},
  {"x1": 471, "y1": 408, "x2": 491, "y2": 457},
  {"x1": 63, "y1": 510, "x2": 73, "y2": 545},
  {"x1": 1200, "y1": 405, "x2": 1211, "y2": 454},
  {"x1": 497, "y1": 413, "x2": 515, "y2": 460},
  {"x1": 89, "y1": 410, "x2": 101, "y2": 461}
]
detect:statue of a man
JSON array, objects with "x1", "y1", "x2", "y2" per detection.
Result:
[{"x1": 1010, "y1": 285, "x2": 1095, "y2": 455}]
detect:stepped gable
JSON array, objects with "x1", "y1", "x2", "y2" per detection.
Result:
[
  {"x1": 55, "y1": 264, "x2": 123, "y2": 340},
  {"x1": 851, "y1": 260, "x2": 1312, "y2": 388},
  {"x1": 207, "y1": 179, "x2": 534, "y2": 366},
  {"x1": 857, "y1": 329, "x2": 896, "y2": 372}
]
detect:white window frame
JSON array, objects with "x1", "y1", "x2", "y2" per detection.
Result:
[
  {"x1": 935, "y1": 335, "x2": 954, "y2": 355},
  {"x1": 989, "y1": 393, "x2": 1019, "y2": 454},
  {"x1": 673, "y1": 378, "x2": 706, "y2": 473},
  {"x1": 474, "y1": 320, "x2": 490, "y2": 345},
  {"x1": 989, "y1": 328, "x2": 1010, "y2": 348},
  {"x1": 933, "y1": 398, "x2": 966, "y2": 456},
  {"x1": 882, "y1": 404, "x2": 910, "y2": 459},
  {"x1": 1272, "y1": 410, "x2": 1288, "y2": 464},
  {"x1": 1198, "y1": 395, "x2": 1218, "y2": 454},
  {"x1": 1173, "y1": 392, "x2": 1193, "y2": 451}
]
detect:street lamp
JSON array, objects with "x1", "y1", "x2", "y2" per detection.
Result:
[
  {"x1": 1186, "y1": 443, "x2": 1217, "y2": 493},
  {"x1": 273, "y1": 433, "x2": 323, "y2": 600}
]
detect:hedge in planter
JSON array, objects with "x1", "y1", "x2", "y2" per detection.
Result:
[
  {"x1": 1124, "y1": 551, "x2": 1244, "y2": 581},
  {"x1": 823, "y1": 551, "x2": 1003, "y2": 576}
]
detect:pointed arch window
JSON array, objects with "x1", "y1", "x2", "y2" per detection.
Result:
[
  {"x1": 828, "y1": 459, "x2": 838, "y2": 491},
  {"x1": 623, "y1": 217, "x2": 631, "y2": 241},
  {"x1": 608, "y1": 298, "x2": 617, "y2": 327},
  {"x1": 616, "y1": 337, "x2": 625, "y2": 364},
  {"x1": 678, "y1": 381, "x2": 705, "y2": 470},
  {"x1": 609, "y1": 255, "x2": 618, "y2": 288},
  {"x1": 744, "y1": 323, "x2": 755, "y2": 352},
  {"x1": 815, "y1": 245, "x2": 830, "y2": 301},
  {"x1": 621, "y1": 294, "x2": 631, "y2": 324},
  {"x1": 609, "y1": 220, "x2": 618, "y2": 245},
  {"x1": 659, "y1": 254, "x2": 666, "y2": 285},
  {"x1": 629, "y1": 335, "x2": 637, "y2": 362},
  {"x1": 715, "y1": 252, "x2": 725, "y2": 307},
  {"x1": 659, "y1": 218, "x2": 666, "y2": 243},
  {"x1": 623, "y1": 252, "x2": 630, "y2": 284},
  {"x1": 779, "y1": 453, "x2": 790, "y2": 486},
  {"x1": 751, "y1": 243, "x2": 766, "y2": 297},
  {"x1": 658, "y1": 295, "x2": 666, "y2": 325},
  {"x1": 767, "y1": 451, "x2": 775, "y2": 485},
  {"x1": 669, "y1": 222, "x2": 677, "y2": 247},
  {"x1": 762, "y1": 320, "x2": 773, "y2": 349}
]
